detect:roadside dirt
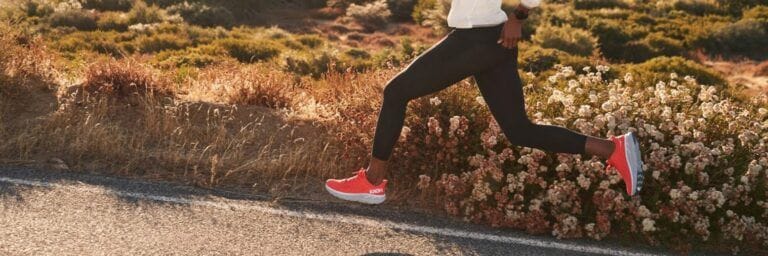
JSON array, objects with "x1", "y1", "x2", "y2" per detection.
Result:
[{"x1": 704, "y1": 60, "x2": 768, "y2": 97}]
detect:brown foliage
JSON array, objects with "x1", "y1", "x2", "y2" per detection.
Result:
[{"x1": 81, "y1": 60, "x2": 170, "y2": 98}]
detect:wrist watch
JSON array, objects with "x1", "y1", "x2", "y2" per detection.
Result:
[{"x1": 515, "y1": 0, "x2": 541, "y2": 20}]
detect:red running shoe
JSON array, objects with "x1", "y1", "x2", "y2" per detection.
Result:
[
  {"x1": 606, "y1": 132, "x2": 645, "y2": 196},
  {"x1": 325, "y1": 168, "x2": 387, "y2": 204}
]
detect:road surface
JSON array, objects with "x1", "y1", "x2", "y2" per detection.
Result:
[{"x1": 0, "y1": 167, "x2": 678, "y2": 255}]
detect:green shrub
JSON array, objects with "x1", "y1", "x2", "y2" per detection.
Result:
[
  {"x1": 743, "y1": 5, "x2": 768, "y2": 21},
  {"x1": 154, "y1": 48, "x2": 223, "y2": 68},
  {"x1": 387, "y1": 0, "x2": 416, "y2": 21},
  {"x1": 22, "y1": 0, "x2": 55, "y2": 17},
  {"x1": 297, "y1": 34, "x2": 325, "y2": 48},
  {"x1": 672, "y1": 0, "x2": 722, "y2": 15},
  {"x1": 418, "y1": 0, "x2": 450, "y2": 34},
  {"x1": 653, "y1": 15, "x2": 731, "y2": 48},
  {"x1": 519, "y1": 45, "x2": 565, "y2": 72},
  {"x1": 50, "y1": 11, "x2": 97, "y2": 30},
  {"x1": 716, "y1": 0, "x2": 764, "y2": 15},
  {"x1": 327, "y1": 0, "x2": 369, "y2": 8},
  {"x1": 167, "y1": 2, "x2": 234, "y2": 27},
  {"x1": 136, "y1": 33, "x2": 190, "y2": 53},
  {"x1": 127, "y1": 0, "x2": 166, "y2": 24},
  {"x1": 187, "y1": 25, "x2": 228, "y2": 45},
  {"x1": 588, "y1": 19, "x2": 648, "y2": 61},
  {"x1": 48, "y1": 2, "x2": 98, "y2": 30},
  {"x1": 338, "y1": 54, "x2": 374, "y2": 72},
  {"x1": 641, "y1": 32, "x2": 685, "y2": 57},
  {"x1": 344, "y1": 48, "x2": 371, "y2": 59},
  {"x1": 54, "y1": 31, "x2": 127, "y2": 57},
  {"x1": 81, "y1": 0, "x2": 133, "y2": 11},
  {"x1": 628, "y1": 56, "x2": 726, "y2": 86},
  {"x1": 411, "y1": 0, "x2": 436, "y2": 23},
  {"x1": 628, "y1": 13, "x2": 656, "y2": 26},
  {"x1": 573, "y1": 0, "x2": 629, "y2": 10},
  {"x1": 698, "y1": 19, "x2": 768, "y2": 60},
  {"x1": 283, "y1": 50, "x2": 338, "y2": 78},
  {"x1": 278, "y1": 38, "x2": 305, "y2": 50},
  {"x1": 346, "y1": 0, "x2": 392, "y2": 31},
  {"x1": 216, "y1": 38, "x2": 282, "y2": 63},
  {"x1": 143, "y1": 0, "x2": 186, "y2": 8},
  {"x1": 532, "y1": 24, "x2": 598, "y2": 56},
  {"x1": 545, "y1": 7, "x2": 588, "y2": 28},
  {"x1": 583, "y1": 8, "x2": 633, "y2": 19},
  {"x1": 91, "y1": 40, "x2": 125, "y2": 56},
  {"x1": 608, "y1": 32, "x2": 686, "y2": 63},
  {"x1": 97, "y1": 11, "x2": 130, "y2": 31},
  {"x1": 519, "y1": 44, "x2": 592, "y2": 72}
]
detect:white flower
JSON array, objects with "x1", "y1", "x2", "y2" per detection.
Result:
[
  {"x1": 400, "y1": 126, "x2": 411, "y2": 140},
  {"x1": 486, "y1": 135, "x2": 498, "y2": 147},
  {"x1": 638, "y1": 205, "x2": 652, "y2": 218},
  {"x1": 670, "y1": 189, "x2": 681, "y2": 200},
  {"x1": 624, "y1": 73, "x2": 634, "y2": 83},
  {"x1": 427, "y1": 117, "x2": 442, "y2": 135},
  {"x1": 55, "y1": 0, "x2": 82, "y2": 12},
  {"x1": 589, "y1": 93, "x2": 598, "y2": 103},
  {"x1": 601, "y1": 101, "x2": 616, "y2": 112},
  {"x1": 578, "y1": 105, "x2": 592, "y2": 117},
  {"x1": 688, "y1": 191, "x2": 700, "y2": 201},
  {"x1": 642, "y1": 218, "x2": 657, "y2": 232},
  {"x1": 429, "y1": 97, "x2": 442, "y2": 106},
  {"x1": 449, "y1": 116, "x2": 461, "y2": 134},
  {"x1": 475, "y1": 96, "x2": 486, "y2": 106},
  {"x1": 577, "y1": 174, "x2": 591, "y2": 189},
  {"x1": 758, "y1": 108, "x2": 767, "y2": 117},
  {"x1": 548, "y1": 75, "x2": 558, "y2": 83}
]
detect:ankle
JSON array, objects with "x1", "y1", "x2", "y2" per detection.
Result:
[{"x1": 366, "y1": 176, "x2": 383, "y2": 186}]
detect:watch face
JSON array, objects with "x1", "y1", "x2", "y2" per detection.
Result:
[{"x1": 521, "y1": 0, "x2": 541, "y2": 8}]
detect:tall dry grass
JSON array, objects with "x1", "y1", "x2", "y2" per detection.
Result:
[{"x1": 0, "y1": 23, "x2": 365, "y2": 196}]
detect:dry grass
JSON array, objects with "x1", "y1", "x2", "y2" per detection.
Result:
[
  {"x1": 80, "y1": 60, "x2": 171, "y2": 99},
  {"x1": 754, "y1": 61, "x2": 768, "y2": 77},
  {"x1": 184, "y1": 63, "x2": 298, "y2": 108},
  {"x1": 0, "y1": 24, "x2": 365, "y2": 198},
  {"x1": 0, "y1": 18, "x2": 435, "y2": 201}
]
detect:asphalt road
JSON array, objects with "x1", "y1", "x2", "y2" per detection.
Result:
[{"x1": 0, "y1": 167, "x2": 675, "y2": 256}]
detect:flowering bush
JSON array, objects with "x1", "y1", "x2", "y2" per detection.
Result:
[
  {"x1": 346, "y1": 0, "x2": 392, "y2": 31},
  {"x1": 384, "y1": 65, "x2": 768, "y2": 252}
]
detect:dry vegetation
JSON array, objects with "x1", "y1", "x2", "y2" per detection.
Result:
[{"x1": 1, "y1": 0, "x2": 768, "y2": 254}]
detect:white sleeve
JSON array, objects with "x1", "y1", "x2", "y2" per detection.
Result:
[{"x1": 521, "y1": 0, "x2": 541, "y2": 8}]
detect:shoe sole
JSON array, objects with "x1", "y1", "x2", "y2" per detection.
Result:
[
  {"x1": 624, "y1": 132, "x2": 644, "y2": 195},
  {"x1": 325, "y1": 184, "x2": 385, "y2": 205}
]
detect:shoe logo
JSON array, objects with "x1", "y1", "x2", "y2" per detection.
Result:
[{"x1": 369, "y1": 188, "x2": 383, "y2": 194}]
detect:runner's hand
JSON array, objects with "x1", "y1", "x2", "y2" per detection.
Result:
[{"x1": 498, "y1": 18, "x2": 523, "y2": 49}]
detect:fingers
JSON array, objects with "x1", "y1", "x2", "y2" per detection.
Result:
[
  {"x1": 498, "y1": 37, "x2": 520, "y2": 49},
  {"x1": 496, "y1": 36, "x2": 520, "y2": 49}
]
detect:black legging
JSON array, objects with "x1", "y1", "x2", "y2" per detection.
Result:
[{"x1": 371, "y1": 24, "x2": 588, "y2": 161}]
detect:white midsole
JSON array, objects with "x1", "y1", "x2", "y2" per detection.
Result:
[
  {"x1": 624, "y1": 132, "x2": 643, "y2": 194},
  {"x1": 325, "y1": 184, "x2": 385, "y2": 204}
]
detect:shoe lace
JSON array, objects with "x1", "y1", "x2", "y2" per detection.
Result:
[{"x1": 340, "y1": 169, "x2": 365, "y2": 183}]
